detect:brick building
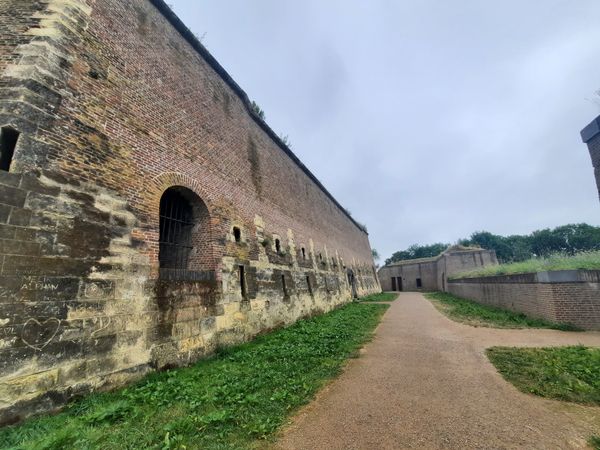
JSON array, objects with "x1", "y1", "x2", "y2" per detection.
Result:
[
  {"x1": 0, "y1": 0, "x2": 379, "y2": 423},
  {"x1": 581, "y1": 115, "x2": 600, "y2": 202},
  {"x1": 378, "y1": 246, "x2": 497, "y2": 292}
]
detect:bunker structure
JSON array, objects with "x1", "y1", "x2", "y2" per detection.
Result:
[
  {"x1": 378, "y1": 246, "x2": 498, "y2": 292},
  {"x1": 0, "y1": 0, "x2": 380, "y2": 424},
  {"x1": 581, "y1": 115, "x2": 600, "y2": 202}
]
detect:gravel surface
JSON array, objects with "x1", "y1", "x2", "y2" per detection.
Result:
[{"x1": 275, "y1": 292, "x2": 600, "y2": 450}]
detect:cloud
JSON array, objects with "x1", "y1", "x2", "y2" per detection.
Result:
[{"x1": 172, "y1": 0, "x2": 600, "y2": 259}]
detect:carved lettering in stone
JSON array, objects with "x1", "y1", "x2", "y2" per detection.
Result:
[{"x1": 91, "y1": 317, "x2": 112, "y2": 336}]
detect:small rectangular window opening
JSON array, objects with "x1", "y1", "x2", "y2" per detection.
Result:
[
  {"x1": 0, "y1": 127, "x2": 20, "y2": 172},
  {"x1": 233, "y1": 227, "x2": 241, "y2": 243},
  {"x1": 281, "y1": 274, "x2": 288, "y2": 297},
  {"x1": 275, "y1": 238, "x2": 281, "y2": 253},
  {"x1": 301, "y1": 248, "x2": 306, "y2": 260},
  {"x1": 306, "y1": 275, "x2": 313, "y2": 296},
  {"x1": 416, "y1": 278, "x2": 422, "y2": 288},
  {"x1": 239, "y1": 265, "x2": 246, "y2": 298}
]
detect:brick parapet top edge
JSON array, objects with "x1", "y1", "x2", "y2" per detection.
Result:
[
  {"x1": 449, "y1": 269, "x2": 600, "y2": 284},
  {"x1": 581, "y1": 115, "x2": 600, "y2": 144},
  {"x1": 146, "y1": 0, "x2": 368, "y2": 235}
]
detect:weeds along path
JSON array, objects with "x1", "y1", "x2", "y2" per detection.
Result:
[{"x1": 275, "y1": 292, "x2": 600, "y2": 450}]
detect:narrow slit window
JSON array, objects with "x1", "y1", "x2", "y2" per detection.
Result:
[
  {"x1": 275, "y1": 238, "x2": 281, "y2": 253},
  {"x1": 0, "y1": 127, "x2": 20, "y2": 172},
  {"x1": 281, "y1": 274, "x2": 288, "y2": 297},
  {"x1": 233, "y1": 227, "x2": 241, "y2": 243},
  {"x1": 306, "y1": 275, "x2": 313, "y2": 295},
  {"x1": 239, "y1": 265, "x2": 247, "y2": 298},
  {"x1": 301, "y1": 248, "x2": 306, "y2": 260}
]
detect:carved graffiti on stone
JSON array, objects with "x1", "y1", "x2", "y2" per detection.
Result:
[
  {"x1": 91, "y1": 317, "x2": 112, "y2": 336},
  {"x1": 20, "y1": 280, "x2": 59, "y2": 292},
  {"x1": 21, "y1": 318, "x2": 61, "y2": 351},
  {"x1": 83, "y1": 282, "x2": 113, "y2": 299}
]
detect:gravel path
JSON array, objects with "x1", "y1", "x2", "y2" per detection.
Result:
[{"x1": 275, "y1": 292, "x2": 600, "y2": 450}]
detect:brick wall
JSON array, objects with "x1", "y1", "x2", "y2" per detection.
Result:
[
  {"x1": 378, "y1": 248, "x2": 497, "y2": 292},
  {"x1": 448, "y1": 271, "x2": 600, "y2": 330},
  {"x1": 0, "y1": 0, "x2": 380, "y2": 424}
]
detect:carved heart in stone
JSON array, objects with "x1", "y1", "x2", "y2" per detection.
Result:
[{"x1": 22, "y1": 318, "x2": 61, "y2": 351}]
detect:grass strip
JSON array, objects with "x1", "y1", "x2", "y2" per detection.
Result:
[
  {"x1": 359, "y1": 292, "x2": 398, "y2": 302},
  {"x1": 487, "y1": 346, "x2": 600, "y2": 405},
  {"x1": 0, "y1": 302, "x2": 388, "y2": 450},
  {"x1": 451, "y1": 250, "x2": 600, "y2": 279},
  {"x1": 590, "y1": 435, "x2": 600, "y2": 450},
  {"x1": 424, "y1": 292, "x2": 579, "y2": 331}
]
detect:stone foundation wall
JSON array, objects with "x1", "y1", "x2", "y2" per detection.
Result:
[
  {"x1": 0, "y1": 0, "x2": 380, "y2": 424},
  {"x1": 448, "y1": 271, "x2": 600, "y2": 330}
]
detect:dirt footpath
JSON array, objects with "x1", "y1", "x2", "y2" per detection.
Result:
[{"x1": 275, "y1": 292, "x2": 600, "y2": 450}]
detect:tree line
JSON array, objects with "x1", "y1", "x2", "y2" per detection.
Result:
[{"x1": 385, "y1": 223, "x2": 600, "y2": 266}]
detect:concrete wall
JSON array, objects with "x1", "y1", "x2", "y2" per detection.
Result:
[
  {"x1": 581, "y1": 115, "x2": 600, "y2": 202},
  {"x1": 0, "y1": 0, "x2": 379, "y2": 424},
  {"x1": 379, "y1": 248, "x2": 497, "y2": 292},
  {"x1": 448, "y1": 271, "x2": 600, "y2": 330}
]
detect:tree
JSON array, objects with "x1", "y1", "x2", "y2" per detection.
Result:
[{"x1": 385, "y1": 243, "x2": 448, "y2": 266}]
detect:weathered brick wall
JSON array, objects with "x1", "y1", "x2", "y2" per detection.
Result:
[
  {"x1": 378, "y1": 249, "x2": 497, "y2": 292},
  {"x1": 0, "y1": 0, "x2": 380, "y2": 424},
  {"x1": 448, "y1": 271, "x2": 600, "y2": 330}
]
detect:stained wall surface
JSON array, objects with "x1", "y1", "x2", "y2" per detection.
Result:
[
  {"x1": 0, "y1": 0, "x2": 379, "y2": 424},
  {"x1": 378, "y1": 248, "x2": 498, "y2": 292}
]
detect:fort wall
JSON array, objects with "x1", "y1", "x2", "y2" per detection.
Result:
[{"x1": 0, "y1": 0, "x2": 379, "y2": 424}]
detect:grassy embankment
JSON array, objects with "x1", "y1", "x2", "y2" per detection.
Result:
[
  {"x1": 424, "y1": 292, "x2": 579, "y2": 331},
  {"x1": 487, "y1": 346, "x2": 600, "y2": 405},
  {"x1": 0, "y1": 301, "x2": 388, "y2": 450},
  {"x1": 359, "y1": 292, "x2": 398, "y2": 302},
  {"x1": 488, "y1": 345, "x2": 600, "y2": 447},
  {"x1": 451, "y1": 250, "x2": 600, "y2": 280}
]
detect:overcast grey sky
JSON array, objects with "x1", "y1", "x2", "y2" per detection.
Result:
[{"x1": 170, "y1": 0, "x2": 600, "y2": 260}]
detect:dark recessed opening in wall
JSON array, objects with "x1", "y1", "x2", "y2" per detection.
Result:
[
  {"x1": 239, "y1": 265, "x2": 247, "y2": 298},
  {"x1": 301, "y1": 248, "x2": 306, "y2": 260},
  {"x1": 282, "y1": 274, "x2": 288, "y2": 297},
  {"x1": 158, "y1": 186, "x2": 213, "y2": 281},
  {"x1": 233, "y1": 227, "x2": 241, "y2": 243},
  {"x1": 306, "y1": 275, "x2": 313, "y2": 296},
  {"x1": 319, "y1": 253, "x2": 323, "y2": 262},
  {"x1": 0, "y1": 127, "x2": 20, "y2": 172},
  {"x1": 159, "y1": 189, "x2": 194, "y2": 272},
  {"x1": 416, "y1": 278, "x2": 422, "y2": 288},
  {"x1": 275, "y1": 238, "x2": 281, "y2": 253}
]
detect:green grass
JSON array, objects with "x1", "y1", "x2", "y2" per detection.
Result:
[
  {"x1": 0, "y1": 302, "x2": 388, "y2": 450},
  {"x1": 424, "y1": 292, "x2": 580, "y2": 331},
  {"x1": 590, "y1": 435, "x2": 600, "y2": 450},
  {"x1": 487, "y1": 346, "x2": 600, "y2": 405},
  {"x1": 451, "y1": 250, "x2": 600, "y2": 279},
  {"x1": 359, "y1": 292, "x2": 398, "y2": 302}
]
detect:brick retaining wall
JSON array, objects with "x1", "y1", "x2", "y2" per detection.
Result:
[{"x1": 448, "y1": 270, "x2": 600, "y2": 330}]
